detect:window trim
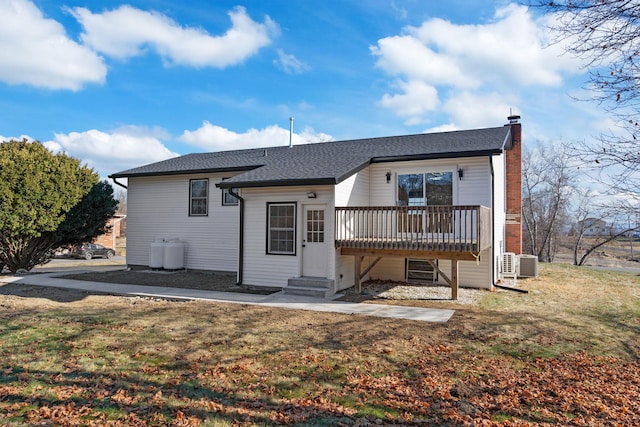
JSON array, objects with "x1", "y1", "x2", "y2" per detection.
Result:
[
  {"x1": 189, "y1": 178, "x2": 209, "y2": 216},
  {"x1": 266, "y1": 202, "x2": 297, "y2": 256},
  {"x1": 221, "y1": 178, "x2": 239, "y2": 206},
  {"x1": 396, "y1": 170, "x2": 454, "y2": 206}
]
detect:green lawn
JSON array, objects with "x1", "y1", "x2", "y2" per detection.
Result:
[{"x1": 0, "y1": 263, "x2": 638, "y2": 425}]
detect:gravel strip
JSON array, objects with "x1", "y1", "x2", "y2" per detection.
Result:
[
  {"x1": 344, "y1": 280, "x2": 486, "y2": 305},
  {"x1": 17, "y1": 269, "x2": 490, "y2": 304}
]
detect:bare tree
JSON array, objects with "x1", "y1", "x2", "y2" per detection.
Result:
[
  {"x1": 539, "y1": 1, "x2": 640, "y2": 107},
  {"x1": 569, "y1": 193, "x2": 640, "y2": 265},
  {"x1": 115, "y1": 189, "x2": 127, "y2": 215},
  {"x1": 534, "y1": 0, "x2": 640, "y2": 195},
  {"x1": 522, "y1": 144, "x2": 576, "y2": 261}
]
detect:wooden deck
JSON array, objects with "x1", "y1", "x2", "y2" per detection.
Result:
[
  {"x1": 335, "y1": 205, "x2": 491, "y2": 255},
  {"x1": 334, "y1": 205, "x2": 492, "y2": 299}
]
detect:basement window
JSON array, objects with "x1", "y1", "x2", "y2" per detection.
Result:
[{"x1": 406, "y1": 259, "x2": 436, "y2": 283}]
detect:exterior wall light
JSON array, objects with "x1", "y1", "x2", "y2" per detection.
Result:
[
  {"x1": 386, "y1": 171, "x2": 391, "y2": 183},
  {"x1": 306, "y1": 192, "x2": 317, "y2": 198},
  {"x1": 457, "y1": 168, "x2": 464, "y2": 180}
]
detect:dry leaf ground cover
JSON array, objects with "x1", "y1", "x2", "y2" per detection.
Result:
[{"x1": 0, "y1": 263, "x2": 639, "y2": 426}]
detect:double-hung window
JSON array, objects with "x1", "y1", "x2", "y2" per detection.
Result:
[
  {"x1": 267, "y1": 203, "x2": 296, "y2": 255},
  {"x1": 189, "y1": 179, "x2": 208, "y2": 216}
]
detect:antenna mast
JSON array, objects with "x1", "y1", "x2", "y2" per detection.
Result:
[{"x1": 289, "y1": 117, "x2": 294, "y2": 148}]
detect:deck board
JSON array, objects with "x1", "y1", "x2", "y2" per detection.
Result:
[{"x1": 335, "y1": 205, "x2": 492, "y2": 257}]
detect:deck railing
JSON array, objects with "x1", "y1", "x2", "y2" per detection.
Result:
[{"x1": 335, "y1": 205, "x2": 491, "y2": 253}]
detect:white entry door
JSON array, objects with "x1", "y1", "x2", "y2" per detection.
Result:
[{"x1": 302, "y1": 205, "x2": 328, "y2": 277}]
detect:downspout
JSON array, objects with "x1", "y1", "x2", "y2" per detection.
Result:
[
  {"x1": 227, "y1": 188, "x2": 244, "y2": 285},
  {"x1": 112, "y1": 177, "x2": 128, "y2": 189},
  {"x1": 489, "y1": 155, "x2": 496, "y2": 288}
]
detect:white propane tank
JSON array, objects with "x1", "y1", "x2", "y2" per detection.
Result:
[
  {"x1": 149, "y1": 239, "x2": 165, "y2": 269},
  {"x1": 163, "y1": 239, "x2": 185, "y2": 270}
]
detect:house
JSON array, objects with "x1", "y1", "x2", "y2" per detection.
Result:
[
  {"x1": 109, "y1": 116, "x2": 522, "y2": 299},
  {"x1": 94, "y1": 214, "x2": 126, "y2": 252},
  {"x1": 579, "y1": 218, "x2": 609, "y2": 237}
]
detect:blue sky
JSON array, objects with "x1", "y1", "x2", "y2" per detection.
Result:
[{"x1": 0, "y1": 0, "x2": 607, "y2": 180}]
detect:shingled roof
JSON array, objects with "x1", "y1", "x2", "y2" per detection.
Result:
[{"x1": 110, "y1": 126, "x2": 512, "y2": 188}]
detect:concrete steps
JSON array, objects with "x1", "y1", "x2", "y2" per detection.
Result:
[{"x1": 284, "y1": 277, "x2": 335, "y2": 298}]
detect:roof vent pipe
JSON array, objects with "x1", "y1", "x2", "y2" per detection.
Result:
[{"x1": 289, "y1": 117, "x2": 294, "y2": 148}]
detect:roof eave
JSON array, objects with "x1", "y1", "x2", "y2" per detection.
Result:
[
  {"x1": 501, "y1": 126, "x2": 513, "y2": 150},
  {"x1": 333, "y1": 159, "x2": 373, "y2": 185},
  {"x1": 218, "y1": 177, "x2": 337, "y2": 189},
  {"x1": 109, "y1": 165, "x2": 260, "y2": 179},
  {"x1": 371, "y1": 149, "x2": 504, "y2": 164}
]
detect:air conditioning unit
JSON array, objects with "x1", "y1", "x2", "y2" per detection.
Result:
[
  {"x1": 502, "y1": 252, "x2": 517, "y2": 277},
  {"x1": 518, "y1": 254, "x2": 539, "y2": 278}
]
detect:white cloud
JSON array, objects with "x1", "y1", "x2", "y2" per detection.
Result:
[
  {"x1": 371, "y1": 3, "x2": 582, "y2": 126},
  {"x1": 70, "y1": 5, "x2": 278, "y2": 68},
  {"x1": 423, "y1": 123, "x2": 459, "y2": 133},
  {"x1": 372, "y1": 35, "x2": 474, "y2": 88},
  {"x1": 443, "y1": 91, "x2": 515, "y2": 129},
  {"x1": 379, "y1": 80, "x2": 439, "y2": 125},
  {"x1": 414, "y1": 91, "x2": 514, "y2": 132},
  {"x1": 274, "y1": 49, "x2": 310, "y2": 74},
  {"x1": 299, "y1": 127, "x2": 333, "y2": 143},
  {"x1": 0, "y1": 133, "x2": 35, "y2": 142},
  {"x1": 390, "y1": 1, "x2": 408, "y2": 20},
  {"x1": 43, "y1": 127, "x2": 178, "y2": 177},
  {"x1": 0, "y1": 0, "x2": 106, "y2": 90},
  {"x1": 179, "y1": 121, "x2": 333, "y2": 151},
  {"x1": 407, "y1": 4, "x2": 574, "y2": 87}
]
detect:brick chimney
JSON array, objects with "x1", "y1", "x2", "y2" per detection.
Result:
[{"x1": 504, "y1": 115, "x2": 522, "y2": 254}]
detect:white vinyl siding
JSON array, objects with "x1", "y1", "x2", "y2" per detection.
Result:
[
  {"x1": 363, "y1": 255, "x2": 491, "y2": 289},
  {"x1": 127, "y1": 153, "x2": 503, "y2": 289},
  {"x1": 126, "y1": 174, "x2": 238, "y2": 271},
  {"x1": 492, "y1": 153, "x2": 507, "y2": 284},
  {"x1": 242, "y1": 186, "x2": 334, "y2": 288},
  {"x1": 335, "y1": 169, "x2": 370, "y2": 207},
  {"x1": 364, "y1": 157, "x2": 495, "y2": 289},
  {"x1": 334, "y1": 170, "x2": 370, "y2": 290},
  {"x1": 368, "y1": 158, "x2": 492, "y2": 207}
]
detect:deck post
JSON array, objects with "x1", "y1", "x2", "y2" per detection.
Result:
[
  {"x1": 354, "y1": 256, "x2": 362, "y2": 293},
  {"x1": 360, "y1": 257, "x2": 382, "y2": 279},
  {"x1": 451, "y1": 259, "x2": 459, "y2": 300}
]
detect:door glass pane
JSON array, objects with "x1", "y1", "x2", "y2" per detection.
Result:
[
  {"x1": 397, "y1": 174, "x2": 424, "y2": 206},
  {"x1": 306, "y1": 209, "x2": 324, "y2": 243},
  {"x1": 425, "y1": 172, "x2": 453, "y2": 205}
]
